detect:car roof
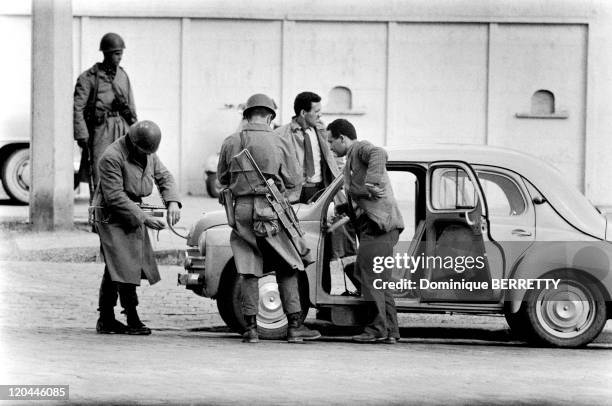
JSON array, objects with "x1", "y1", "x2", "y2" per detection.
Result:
[{"x1": 385, "y1": 144, "x2": 605, "y2": 238}]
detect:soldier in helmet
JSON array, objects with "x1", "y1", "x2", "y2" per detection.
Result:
[
  {"x1": 217, "y1": 93, "x2": 321, "y2": 343},
  {"x1": 92, "y1": 120, "x2": 181, "y2": 335},
  {"x1": 74, "y1": 32, "x2": 138, "y2": 200}
]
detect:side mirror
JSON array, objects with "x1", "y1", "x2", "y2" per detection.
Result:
[{"x1": 532, "y1": 196, "x2": 547, "y2": 205}]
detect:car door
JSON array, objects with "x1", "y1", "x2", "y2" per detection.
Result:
[
  {"x1": 474, "y1": 167, "x2": 536, "y2": 278},
  {"x1": 418, "y1": 161, "x2": 504, "y2": 303}
]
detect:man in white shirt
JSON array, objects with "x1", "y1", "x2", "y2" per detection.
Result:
[{"x1": 274, "y1": 92, "x2": 340, "y2": 203}]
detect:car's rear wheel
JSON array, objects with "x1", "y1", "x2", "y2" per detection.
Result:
[
  {"x1": 2, "y1": 148, "x2": 30, "y2": 204},
  {"x1": 216, "y1": 265, "x2": 308, "y2": 340},
  {"x1": 524, "y1": 270, "x2": 606, "y2": 347}
]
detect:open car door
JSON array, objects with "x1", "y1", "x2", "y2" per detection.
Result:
[{"x1": 419, "y1": 161, "x2": 504, "y2": 303}]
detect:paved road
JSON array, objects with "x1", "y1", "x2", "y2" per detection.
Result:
[{"x1": 1, "y1": 261, "x2": 611, "y2": 405}]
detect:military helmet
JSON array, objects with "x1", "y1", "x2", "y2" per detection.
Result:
[
  {"x1": 128, "y1": 121, "x2": 161, "y2": 154},
  {"x1": 99, "y1": 33, "x2": 126, "y2": 53},
  {"x1": 242, "y1": 93, "x2": 276, "y2": 120}
]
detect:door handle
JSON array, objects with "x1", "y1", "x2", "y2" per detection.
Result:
[{"x1": 512, "y1": 228, "x2": 532, "y2": 237}]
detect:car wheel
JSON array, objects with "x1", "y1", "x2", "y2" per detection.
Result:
[
  {"x1": 205, "y1": 172, "x2": 221, "y2": 198},
  {"x1": 2, "y1": 148, "x2": 30, "y2": 204},
  {"x1": 216, "y1": 265, "x2": 308, "y2": 340},
  {"x1": 524, "y1": 270, "x2": 607, "y2": 347}
]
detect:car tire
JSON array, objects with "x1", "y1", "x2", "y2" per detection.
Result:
[
  {"x1": 216, "y1": 264, "x2": 309, "y2": 340},
  {"x1": 2, "y1": 148, "x2": 30, "y2": 204},
  {"x1": 523, "y1": 270, "x2": 607, "y2": 348},
  {"x1": 205, "y1": 172, "x2": 221, "y2": 198}
]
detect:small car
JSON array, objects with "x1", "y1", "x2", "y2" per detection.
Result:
[{"x1": 179, "y1": 144, "x2": 612, "y2": 348}]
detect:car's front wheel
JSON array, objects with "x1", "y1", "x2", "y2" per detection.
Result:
[
  {"x1": 523, "y1": 270, "x2": 607, "y2": 347},
  {"x1": 2, "y1": 148, "x2": 30, "y2": 204},
  {"x1": 216, "y1": 265, "x2": 309, "y2": 340}
]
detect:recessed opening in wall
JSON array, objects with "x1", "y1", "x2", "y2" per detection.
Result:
[
  {"x1": 328, "y1": 86, "x2": 352, "y2": 111},
  {"x1": 531, "y1": 90, "x2": 555, "y2": 115},
  {"x1": 515, "y1": 89, "x2": 568, "y2": 119}
]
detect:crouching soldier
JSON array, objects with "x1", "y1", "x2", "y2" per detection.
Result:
[
  {"x1": 92, "y1": 120, "x2": 181, "y2": 335},
  {"x1": 217, "y1": 93, "x2": 320, "y2": 343}
]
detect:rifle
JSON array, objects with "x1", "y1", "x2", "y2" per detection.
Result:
[
  {"x1": 234, "y1": 149, "x2": 314, "y2": 265},
  {"x1": 138, "y1": 203, "x2": 166, "y2": 218}
]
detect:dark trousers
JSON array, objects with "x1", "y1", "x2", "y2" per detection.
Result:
[
  {"x1": 356, "y1": 217, "x2": 400, "y2": 339},
  {"x1": 98, "y1": 266, "x2": 139, "y2": 311}
]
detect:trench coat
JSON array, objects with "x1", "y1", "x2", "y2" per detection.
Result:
[
  {"x1": 73, "y1": 63, "x2": 136, "y2": 185},
  {"x1": 217, "y1": 123, "x2": 305, "y2": 276},
  {"x1": 274, "y1": 118, "x2": 340, "y2": 202},
  {"x1": 93, "y1": 136, "x2": 180, "y2": 285}
]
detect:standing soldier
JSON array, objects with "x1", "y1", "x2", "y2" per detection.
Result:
[
  {"x1": 326, "y1": 118, "x2": 404, "y2": 344},
  {"x1": 74, "y1": 32, "x2": 137, "y2": 200},
  {"x1": 92, "y1": 120, "x2": 181, "y2": 335},
  {"x1": 217, "y1": 93, "x2": 320, "y2": 343}
]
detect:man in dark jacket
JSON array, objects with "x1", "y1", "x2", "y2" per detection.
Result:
[
  {"x1": 92, "y1": 120, "x2": 181, "y2": 335},
  {"x1": 327, "y1": 118, "x2": 404, "y2": 344},
  {"x1": 217, "y1": 93, "x2": 320, "y2": 343},
  {"x1": 74, "y1": 32, "x2": 137, "y2": 199}
]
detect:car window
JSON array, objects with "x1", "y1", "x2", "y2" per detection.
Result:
[
  {"x1": 431, "y1": 167, "x2": 477, "y2": 210},
  {"x1": 476, "y1": 171, "x2": 526, "y2": 217}
]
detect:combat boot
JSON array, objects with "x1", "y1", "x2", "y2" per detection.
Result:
[
  {"x1": 96, "y1": 307, "x2": 127, "y2": 334},
  {"x1": 287, "y1": 312, "x2": 321, "y2": 343},
  {"x1": 242, "y1": 315, "x2": 259, "y2": 343},
  {"x1": 124, "y1": 307, "x2": 151, "y2": 335}
]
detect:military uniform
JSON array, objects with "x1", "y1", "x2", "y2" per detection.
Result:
[
  {"x1": 73, "y1": 63, "x2": 137, "y2": 189},
  {"x1": 218, "y1": 122, "x2": 304, "y2": 316},
  {"x1": 93, "y1": 135, "x2": 180, "y2": 329}
]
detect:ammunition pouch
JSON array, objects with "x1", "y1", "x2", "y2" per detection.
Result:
[
  {"x1": 253, "y1": 195, "x2": 280, "y2": 238},
  {"x1": 221, "y1": 188, "x2": 236, "y2": 228}
]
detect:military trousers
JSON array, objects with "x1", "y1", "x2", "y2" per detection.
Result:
[
  {"x1": 240, "y1": 269, "x2": 301, "y2": 317},
  {"x1": 98, "y1": 266, "x2": 139, "y2": 311},
  {"x1": 355, "y1": 216, "x2": 400, "y2": 339}
]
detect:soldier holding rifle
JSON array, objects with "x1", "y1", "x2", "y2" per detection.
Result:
[
  {"x1": 91, "y1": 121, "x2": 181, "y2": 335},
  {"x1": 74, "y1": 32, "x2": 138, "y2": 199},
  {"x1": 217, "y1": 93, "x2": 320, "y2": 343}
]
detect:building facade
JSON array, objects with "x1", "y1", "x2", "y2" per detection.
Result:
[{"x1": 2, "y1": 0, "x2": 611, "y2": 202}]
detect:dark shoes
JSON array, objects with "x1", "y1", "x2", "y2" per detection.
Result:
[
  {"x1": 125, "y1": 307, "x2": 152, "y2": 335},
  {"x1": 242, "y1": 315, "x2": 259, "y2": 343},
  {"x1": 287, "y1": 312, "x2": 321, "y2": 343},
  {"x1": 352, "y1": 332, "x2": 398, "y2": 344},
  {"x1": 96, "y1": 317, "x2": 127, "y2": 334}
]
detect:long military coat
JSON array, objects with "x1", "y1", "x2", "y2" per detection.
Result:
[
  {"x1": 93, "y1": 137, "x2": 180, "y2": 285},
  {"x1": 217, "y1": 123, "x2": 304, "y2": 276},
  {"x1": 73, "y1": 63, "x2": 136, "y2": 185}
]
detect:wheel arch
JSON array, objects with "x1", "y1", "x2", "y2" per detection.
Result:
[{"x1": 506, "y1": 266, "x2": 611, "y2": 314}]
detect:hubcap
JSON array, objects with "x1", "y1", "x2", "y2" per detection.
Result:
[
  {"x1": 535, "y1": 280, "x2": 595, "y2": 338},
  {"x1": 257, "y1": 275, "x2": 287, "y2": 329},
  {"x1": 15, "y1": 156, "x2": 30, "y2": 191}
]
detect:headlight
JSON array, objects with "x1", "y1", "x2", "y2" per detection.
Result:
[{"x1": 197, "y1": 231, "x2": 207, "y2": 256}]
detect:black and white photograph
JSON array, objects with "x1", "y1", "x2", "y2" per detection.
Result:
[{"x1": 1, "y1": 0, "x2": 611, "y2": 404}]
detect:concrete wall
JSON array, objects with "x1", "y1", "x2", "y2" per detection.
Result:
[{"x1": 2, "y1": 0, "x2": 612, "y2": 203}]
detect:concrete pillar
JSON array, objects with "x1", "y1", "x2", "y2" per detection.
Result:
[{"x1": 30, "y1": 0, "x2": 74, "y2": 230}]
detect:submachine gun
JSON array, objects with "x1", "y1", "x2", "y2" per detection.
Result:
[{"x1": 234, "y1": 149, "x2": 314, "y2": 265}]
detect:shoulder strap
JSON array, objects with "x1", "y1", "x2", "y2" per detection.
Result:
[
  {"x1": 86, "y1": 65, "x2": 100, "y2": 119},
  {"x1": 239, "y1": 130, "x2": 246, "y2": 150}
]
